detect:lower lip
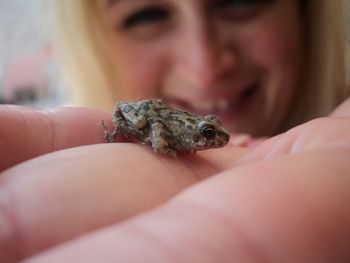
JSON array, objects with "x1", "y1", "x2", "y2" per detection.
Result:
[{"x1": 218, "y1": 84, "x2": 258, "y2": 121}]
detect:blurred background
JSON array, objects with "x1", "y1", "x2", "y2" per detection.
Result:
[
  {"x1": 0, "y1": 1, "x2": 349, "y2": 108},
  {"x1": 0, "y1": 0, "x2": 65, "y2": 108}
]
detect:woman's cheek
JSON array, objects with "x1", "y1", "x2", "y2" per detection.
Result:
[
  {"x1": 113, "y1": 43, "x2": 170, "y2": 98},
  {"x1": 238, "y1": 25, "x2": 301, "y2": 70}
]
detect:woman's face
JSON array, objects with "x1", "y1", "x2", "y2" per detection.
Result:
[{"x1": 102, "y1": 0, "x2": 303, "y2": 136}]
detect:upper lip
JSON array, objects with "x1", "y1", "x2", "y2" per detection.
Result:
[
  {"x1": 165, "y1": 82, "x2": 258, "y2": 113},
  {"x1": 166, "y1": 96, "x2": 236, "y2": 115}
]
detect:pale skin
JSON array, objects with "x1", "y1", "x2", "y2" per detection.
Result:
[
  {"x1": 0, "y1": 0, "x2": 348, "y2": 261},
  {"x1": 103, "y1": 0, "x2": 303, "y2": 136},
  {"x1": 0, "y1": 98, "x2": 349, "y2": 262}
]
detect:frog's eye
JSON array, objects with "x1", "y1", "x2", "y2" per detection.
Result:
[{"x1": 200, "y1": 124, "x2": 216, "y2": 139}]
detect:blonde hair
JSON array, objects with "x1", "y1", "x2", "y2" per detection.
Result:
[
  {"x1": 50, "y1": 0, "x2": 349, "y2": 134},
  {"x1": 50, "y1": 0, "x2": 117, "y2": 109},
  {"x1": 282, "y1": 0, "x2": 349, "y2": 132}
]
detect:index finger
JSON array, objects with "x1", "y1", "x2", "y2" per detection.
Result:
[
  {"x1": 0, "y1": 105, "x2": 111, "y2": 171},
  {"x1": 24, "y1": 147, "x2": 350, "y2": 263}
]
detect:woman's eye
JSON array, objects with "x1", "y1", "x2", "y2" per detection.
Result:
[
  {"x1": 219, "y1": 0, "x2": 265, "y2": 8},
  {"x1": 218, "y1": 0, "x2": 272, "y2": 21},
  {"x1": 122, "y1": 7, "x2": 169, "y2": 29}
]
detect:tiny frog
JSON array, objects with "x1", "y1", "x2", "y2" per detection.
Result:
[{"x1": 103, "y1": 99, "x2": 230, "y2": 157}]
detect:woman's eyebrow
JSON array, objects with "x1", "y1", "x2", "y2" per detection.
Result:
[
  {"x1": 107, "y1": 0, "x2": 118, "y2": 7},
  {"x1": 107, "y1": 0, "x2": 157, "y2": 7},
  {"x1": 107, "y1": 0, "x2": 124, "y2": 8}
]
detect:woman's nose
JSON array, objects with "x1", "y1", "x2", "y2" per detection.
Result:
[{"x1": 174, "y1": 21, "x2": 237, "y2": 90}]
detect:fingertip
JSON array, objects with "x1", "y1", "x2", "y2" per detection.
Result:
[{"x1": 0, "y1": 106, "x2": 112, "y2": 171}]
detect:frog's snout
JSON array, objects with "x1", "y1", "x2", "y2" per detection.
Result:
[{"x1": 218, "y1": 130, "x2": 230, "y2": 146}]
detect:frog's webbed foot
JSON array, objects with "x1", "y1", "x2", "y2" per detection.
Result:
[
  {"x1": 151, "y1": 122, "x2": 177, "y2": 157},
  {"x1": 102, "y1": 120, "x2": 118, "y2": 143}
]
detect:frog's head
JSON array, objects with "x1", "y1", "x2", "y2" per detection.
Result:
[{"x1": 183, "y1": 115, "x2": 230, "y2": 150}]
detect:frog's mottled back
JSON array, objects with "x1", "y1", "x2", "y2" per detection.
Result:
[{"x1": 104, "y1": 99, "x2": 230, "y2": 157}]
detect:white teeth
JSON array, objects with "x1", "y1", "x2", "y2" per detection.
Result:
[
  {"x1": 192, "y1": 100, "x2": 203, "y2": 111},
  {"x1": 191, "y1": 98, "x2": 238, "y2": 113},
  {"x1": 192, "y1": 100, "x2": 213, "y2": 112},
  {"x1": 201, "y1": 101, "x2": 215, "y2": 111},
  {"x1": 216, "y1": 99, "x2": 229, "y2": 111}
]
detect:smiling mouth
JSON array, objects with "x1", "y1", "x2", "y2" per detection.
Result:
[{"x1": 166, "y1": 83, "x2": 259, "y2": 118}]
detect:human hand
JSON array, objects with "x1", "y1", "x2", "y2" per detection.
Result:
[
  {"x1": 0, "y1": 105, "x2": 111, "y2": 171},
  {"x1": 0, "y1": 105, "x2": 247, "y2": 262},
  {"x1": 1, "y1": 98, "x2": 350, "y2": 262}
]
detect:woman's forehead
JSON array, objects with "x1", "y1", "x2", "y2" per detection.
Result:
[
  {"x1": 103, "y1": 0, "x2": 300, "y2": 9},
  {"x1": 103, "y1": 0, "x2": 230, "y2": 8},
  {"x1": 105, "y1": 0, "x2": 161, "y2": 7}
]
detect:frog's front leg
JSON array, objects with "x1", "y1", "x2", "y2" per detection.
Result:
[{"x1": 150, "y1": 122, "x2": 177, "y2": 157}]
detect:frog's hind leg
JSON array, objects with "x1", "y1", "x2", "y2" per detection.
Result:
[
  {"x1": 112, "y1": 102, "x2": 127, "y2": 127},
  {"x1": 114, "y1": 101, "x2": 148, "y2": 129},
  {"x1": 102, "y1": 103, "x2": 135, "y2": 143},
  {"x1": 102, "y1": 120, "x2": 119, "y2": 143},
  {"x1": 150, "y1": 122, "x2": 177, "y2": 157}
]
